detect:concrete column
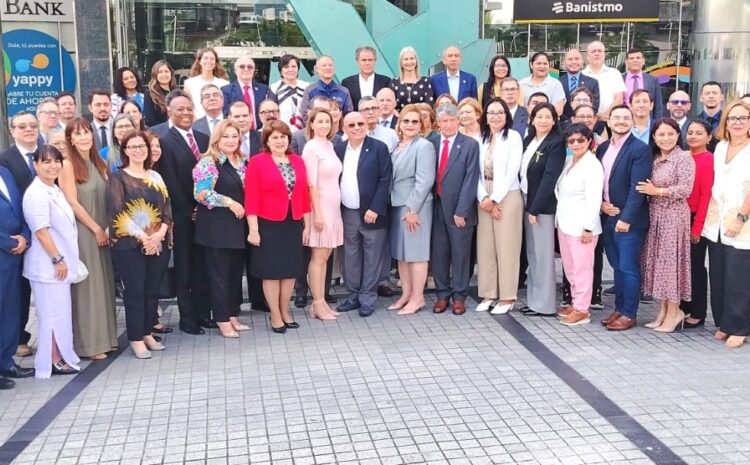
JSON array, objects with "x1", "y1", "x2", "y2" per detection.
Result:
[
  {"x1": 691, "y1": 0, "x2": 750, "y2": 108},
  {"x1": 75, "y1": 0, "x2": 113, "y2": 108}
]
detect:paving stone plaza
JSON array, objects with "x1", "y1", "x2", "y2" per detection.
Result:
[{"x1": 1, "y1": 266, "x2": 749, "y2": 465}]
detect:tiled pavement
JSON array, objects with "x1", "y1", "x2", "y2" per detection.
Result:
[{"x1": 1, "y1": 267, "x2": 750, "y2": 465}]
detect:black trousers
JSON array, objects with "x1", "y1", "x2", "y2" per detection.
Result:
[
  {"x1": 205, "y1": 247, "x2": 244, "y2": 322},
  {"x1": 112, "y1": 247, "x2": 170, "y2": 341},
  {"x1": 294, "y1": 246, "x2": 334, "y2": 297},
  {"x1": 708, "y1": 238, "x2": 750, "y2": 336},
  {"x1": 18, "y1": 274, "x2": 31, "y2": 345},
  {"x1": 244, "y1": 244, "x2": 265, "y2": 306},
  {"x1": 173, "y1": 219, "x2": 209, "y2": 326},
  {"x1": 562, "y1": 235, "x2": 604, "y2": 297},
  {"x1": 682, "y1": 234, "x2": 708, "y2": 319}
]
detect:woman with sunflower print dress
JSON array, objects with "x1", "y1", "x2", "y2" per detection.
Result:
[{"x1": 106, "y1": 131, "x2": 172, "y2": 359}]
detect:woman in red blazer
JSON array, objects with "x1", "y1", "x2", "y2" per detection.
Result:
[{"x1": 245, "y1": 120, "x2": 311, "y2": 333}]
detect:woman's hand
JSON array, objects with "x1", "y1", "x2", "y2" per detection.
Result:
[
  {"x1": 247, "y1": 231, "x2": 260, "y2": 246},
  {"x1": 402, "y1": 211, "x2": 421, "y2": 233},
  {"x1": 490, "y1": 205, "x2": 502, "y2": 221},
  {"x1": 314, "y1": 214, "x2": 325, "y2": 233},
  {"x1": 580, "y1": 230, "x2": 593, "y2": 244},
  {"x1": 636, "y1": 179, "x2": 659, "y2": 196},
  {"x1": 690, "y1": 233, "x2": 701, "y2": 244},
  {"x1": 528, "y1": 214, "x2": 537, "y2": 226},
  {"x1": 94, "y1": 227, "x2": 109, "y2": 247},
  {"x1": 725, "y1": 218, "x2": 744, "y2": 238},
  {"x1": 302, "y1": 226, "x2": 311, "y2": 246},
  {"x1": 54, "y1": 261, "x2": 68, "y2": 281},
  {"x1": 228, "y1": 201, "x2": 245, "y2": 219},
  {"x1": 141, "y1": 232, "x2": 163, "y2": 251},
  {"x1": 479, "y1": 197, "x2": 493, "y2": 212}
]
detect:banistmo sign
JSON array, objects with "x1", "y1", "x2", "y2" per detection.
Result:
[
  {"x1": 1, "y1": 0, "x2": 73, "y2": 22},
  {"x1": 514, "y1": 0, "x2": 659, "y2": 23}
]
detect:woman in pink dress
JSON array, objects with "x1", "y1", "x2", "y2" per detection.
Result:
[
  {"x1": 302, "y1": 108, "x2": 344, "y2": 320},
  {"x1": 636, "y1": 118, "x2": 695, "y2": 333}
]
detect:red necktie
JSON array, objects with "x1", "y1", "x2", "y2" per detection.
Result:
[
  {"x1": 186, "y1": 132, "x2": 201, "y2": 160},
  {"x1": 243, "y1": 85, "x2": 256, "y2": 130},
  {"x1": 437, "y1": 139, "x2": 449, "y2": 197}
]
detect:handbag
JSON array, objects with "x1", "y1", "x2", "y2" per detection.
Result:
[{"x1": 73, "y1": 260, "x2": 89, "y2": 284}]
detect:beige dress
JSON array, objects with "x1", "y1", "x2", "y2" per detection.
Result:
[{"x1": 71, "y1": 159, "x2": 118, "y2": 356}]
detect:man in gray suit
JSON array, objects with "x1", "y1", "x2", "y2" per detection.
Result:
[
  {"x1": 623, "y1": 49, "x2": 664, "y2": 119},
  {"x1": 429, "y1": 103, "x2": 480, "y2": 315},
  {"x1": 193, "y1": 84, "x2": 224, "y2": 136}
]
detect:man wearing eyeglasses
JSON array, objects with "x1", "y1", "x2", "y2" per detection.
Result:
[
  {"x1": 194, "y1": 84, "x2": 225, "y2": 136},
  {"x1": 334, "y1": 112, "x2": 392, "y2": 317},
  {"x1": 559, "y1": 49, "x2": 600, "y2": 121},
  {"x1": 0, "y1": 111, "x2": 40, "y2": 359},
  {"x1": 499, "y1": 77, "x2": 529, "y2": 135},
  {"x1": 35, "y1": 98, "x2": 63, "y2": 145},
  {"x1": 221, "y1": 56, "x2": 273, "y2": 130},
  {"x1": 666, "y1": 90, "x2": 693, "y2": 149}
]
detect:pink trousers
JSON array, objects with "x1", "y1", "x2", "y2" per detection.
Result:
[{"x1": 558, "y1": 230, "x2": 598, "y2": 312}]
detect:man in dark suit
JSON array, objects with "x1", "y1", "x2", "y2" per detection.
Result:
[
  {"x1": 341, "y1": 46, "x2": 391, "y2": 111},
  {"x1": 597, "y1": 105, "x2": 652, "y2": 331},
  {"x1": 429, "y1": 103, "x2": 480, "y2": 315},
  {"x1": 193, "y1": 84, "x2": 225, "y2": 136},
  {"x1": 221, "y1": 56, "x2": 273, "y2": 130},
  {"x1": 156, "y1": 90, "x2": 212, "y2": 335},
  {"x1": 623, "y1": 49, "x2": 664, "y2": 119},
  {"x1": 335, "y1": 112, "x2": 392, "y2": 317},
  {"x1": 88, "y1": 90, "x2": 113, "y2": 150},
  {"x1": 430, "y1": 46, "x2": 478, "y2": 102},
  {"x1": 376, "y1": 87, "x2": 398, "y2": 129},
  {"x1": 667, "y1": 90, "x2": 693, "y2": 149},
  {"x1": 499, "y1": 77, "x2": 529, "y2": 135},
  {"x1": 559, "y1": 49, "x2": 600, "y2": 120},
  {"x1": 0, "y1": 165, "x2": 34, "y2": 388},
  {"x1": 0, "y1": 111, "x2": 39, "y2": 358}
]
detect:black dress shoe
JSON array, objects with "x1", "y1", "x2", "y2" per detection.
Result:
[
  {"x1": 284, "y1": 321, "x2": 300, "y2": 329},
  {"x1": 377, "y1": 285, "x2": 394, "y2": 297},
  {"x1": 359, "y1": 305, "x2": 375, "y2": 317},
  {"x1": 152, "y1": 334, "x2": 162, "y2": 342},
  {"x1": 337, "y1": 299, "x2": 360, "y2": 312},
  {"x1": 251, "y1": 301, "x2": 271, "y2": 312},
  {"x1": 294, "y1": 295, "x2": 308, "y2": 308},
  {"x1": 199, "y1": 318, "x2": 218, "y2": 329},
  {"x1": 271, "y1": 322, "x2": 287, "y2": 334},
  {"x1": 152, "y1": 325, "x2": 173, "y2": 334},
  {"x1": 324, "y1": 294, "x2": 337, "y2": 304},
  {"x1": 179, "y1": 323, "x2": 205, "y2": 335},
  {"x1": 603, "y1": 285, "x2": 616, "y2": 295},
  {"x1": 526, "y1": 310, "x2": 555, "y2": 317},
  {"x1": 1, "y1": 363, "x2": 35, "y2": 378},
  {"x1": 0, "y1": 377, "x2": 15, "y2": 390},
  {"x1": 684, "y1": 318, "x2": 705, "y2": 329},
  {"x1": 51, "y1": 361, "x2": 79, "y2": 376}
]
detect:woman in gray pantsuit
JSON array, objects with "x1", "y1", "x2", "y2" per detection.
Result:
[{"x1": 388, "y1": 104, "x2": 437, "y2": 314}]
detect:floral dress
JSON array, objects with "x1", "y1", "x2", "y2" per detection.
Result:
[{"x1": 193, "y1": 152, "x2": 247, "y2": 208}]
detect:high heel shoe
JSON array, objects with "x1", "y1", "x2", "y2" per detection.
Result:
[
  {"x1": 725, "y1": 335, "x2": 747, "y2": 349},
  {"x1": 51, "y1": 360, "x2": 80, "y2": 374},
  {"x1": 309, "y1": 301, "x2": 337, "y2": 320},
  {"x1": 217, "y1": 322, "x2": 239, "y2": 338},
  {"x1": 130, "y1": 346, "x2": 152, "y2": 360},
  {"x1": 398, "y1": 301, "x2": 424, "y2": 315},
  {"x1": 284, "y1": 321, "x2": 300, "y2": 329},
  {"x1": 144, "y1": 339, "x2": 166, "y2": 351},
  {"x1": 654, "y1": 311, "x2": 685, "y2": 333},
  {"x1": 645, "y1": 310, "x2": 667, "y2": 329},
  {"x1": 270, "y1": 318, "x2": 287, "y2": 334},
  {"x1": 387, "y1": 299, "x2": 409, "y2": 311}
]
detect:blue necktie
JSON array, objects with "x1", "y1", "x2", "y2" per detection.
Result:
[
  {"x1": 26, "y1": 153, "x2": 36, "y2": 175},
  {"x1": 569, "y1": 75, "x2": 578, "y2": 93}
]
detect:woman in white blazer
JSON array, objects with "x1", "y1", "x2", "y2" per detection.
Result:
[
  {"x1": 475, "y1": 97, "x2": 524, "y2": 314},
  {"x1": 554, "y1": 123, "x2": 604, "y2": 326},
  {"x1": 23, "y1": 146, "x2": 81, "y2": 379}
]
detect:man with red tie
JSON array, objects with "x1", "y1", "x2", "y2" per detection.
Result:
[
  {"x1": 156, "y1": 90, "x2": 212, "y2": 335},
  {"x1": 221, "y1": 56, "x2": 274, "y2": 131},
  {"x1": 428, "y1": 103, "x2": 480, "y2": 315}
]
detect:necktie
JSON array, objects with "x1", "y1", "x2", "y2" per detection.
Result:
[
  {"x1": 99, "y1": 125, "x2": 108, "y2": 148},
  {"x1": 632, "y1": 75, "x2": 641, "y2": 90},
  {"x1": 380, "y1": 119, "x2": 388, "y2": 128},
  {"x1": 210, "y1": 118, "x2": 219, "y2": 133},
  {"x1": 242, "y1": 135, "x2": 250, "y2": 156},
  {"x1": 437, "y1": 139, "x2": 450, "y2": 197},
  {"x1": 243, "y1": 85, "x2": 256, "y2": 130},
  {"x1": 26, "y1": 153, "x2": 36, "y2": 175},
  {"x1": 186, "y1": 132, "x2": 201, "y2": 160},
  {"x1": 569, "y1": 74, "x2": 578, "y2": 93}
]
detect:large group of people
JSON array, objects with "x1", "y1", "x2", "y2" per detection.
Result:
[{"x1": 2, "y1": 41, "x2": 750, "y2": 390}]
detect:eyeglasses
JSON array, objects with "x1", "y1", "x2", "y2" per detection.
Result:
[
  {"x1": 40, "y1": 110, "x2": 61, "y2": 117},
  {"x1": 346, "y1": 122, "x2": 366, "y2": 128},
  {"x1": 360, "y1": 107, "x2": 379, "y2": 113},
  {"x1": 500, "y1": 87, "x2": 518, "y2": 92},
  {"x1": 401, "y1": 119, "x2": 420, "y2": 125},
  {"x1": 669, "y1": 99, "x2": 689, "y2": 106},
  {"x1": 115, "y1": 124, "x2": 135, "y2": 130},
  {"x1": 13, "y1": 123, "x2": 39, "y2": 130},
  {"x1": 494, "y1": 63, "x2": 508, "y2": 68},
  {"x1": 727, "y1": 116, "x2": 750, "y2": 124},
  {"x1": 486, "y1": 111, "x2": 505, "y2": 118},
  {"x1": 237, "y1": 64, "x2": 254, "y2": 70},
  {"x1": 201, "y1": 93, "x2": 222, "y2": 100},
  {"x1": 125, "y1": 144, "x2": 148, "y2": 151},
  {"x1": 567, "y1": 137, "x2": 588, "y2": 145},
  {"x1": 259, "y1": 109, "x2": 280, "y2": 115}
]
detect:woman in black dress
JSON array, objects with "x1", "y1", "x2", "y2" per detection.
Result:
[{"x1": 390, "y1": 46, "x2": 434, "y2": 111}]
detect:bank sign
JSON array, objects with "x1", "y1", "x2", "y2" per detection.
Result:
[
  {"x1": 514, "y1": 0, "x2": 660, "y2": 23},
  {"x1": 3, "y1": 29, "x2": 77, "y2": 116}
]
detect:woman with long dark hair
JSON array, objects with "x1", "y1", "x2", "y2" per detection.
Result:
[
  {"x1": 111, "y1": 67, "x2": 144, "y2": 118},
  {"x1": 143, "y1": 60, "x2": 176, "y2": 127},
  {"x1": 479, "y1": 56, "x2": 511, "y2": 109}
]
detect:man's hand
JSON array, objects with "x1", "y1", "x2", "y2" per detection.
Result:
[
  {"x1": 601, "y1": 202, "x2": 620, "y2": 217},
  {"x1": 615, "y1": 220, "x2": 631, "y2": 233},
  {"x1": 453, "y1": 215, "x2": 466, "y2": 228},
  {"x1": 9, "y1": 235, "x2": 27, "y2": 255},
  {"x1": 364, "y1": 210, "x2": 378, "y2": 224}
]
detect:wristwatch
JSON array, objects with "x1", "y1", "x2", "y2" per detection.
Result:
[
  {"x1": 737, "y1": 213, "x2": 749, "y2": 223},
  {"x1": 51, "y1": 255, "x2": 65, "y2": 265}
]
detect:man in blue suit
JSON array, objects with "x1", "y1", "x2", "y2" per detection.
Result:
[
  {"x1": 559, "y1": 49, "x2": 600, "y2": 120},
  {"x1": 429, "y1": 103, "x2": 480, "y2": 315},
  {"x1": 597, "y1": 105, "x2": 652, "y2": 331},
  {"x1": 0, "y1": 165, "x2": 34, "y2": 388},
  {"x1": 334, "y1": 112, "x2": 392, "y2": 318},
  {"x1": 623, "y1": 49, "x2": 664, "y2": 120},
  {"x1": 221, "y1": 56, "x2": 273, "y2": 131},
  {"x1": 430, "y1": 46, "x2": 478, "y2": 102}
]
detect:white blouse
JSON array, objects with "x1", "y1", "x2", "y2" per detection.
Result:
[
  {"x1": 554, "y1": 151, "x2": 604, "y2": 237},
  {"x1": 702, "y1": 140, "x2": 750, "y2": 249},
  {"x1": 477, "y1": 129, "x2": 523, "y2": 203}
]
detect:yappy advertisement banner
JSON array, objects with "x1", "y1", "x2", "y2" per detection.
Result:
[{"x1": 3, "y1": 29, "x2": 77, "y2": 117}]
